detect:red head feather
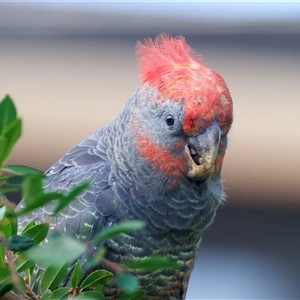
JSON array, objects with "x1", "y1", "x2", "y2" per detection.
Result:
[{"x1": 137, "y1": 34, "x2": 233, "y2": 135}]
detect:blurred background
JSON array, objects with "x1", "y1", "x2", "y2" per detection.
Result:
[{"x1": 1, "y1": 1, "x2": 300, "y2": 298}]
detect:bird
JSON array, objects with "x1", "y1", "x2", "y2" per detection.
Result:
[{"x1": 17, "y1": 34, "x2": 233, "y2": 299}]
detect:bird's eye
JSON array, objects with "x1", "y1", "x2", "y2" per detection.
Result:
[{"x1": 165, "y1": 114, "x2": 175, "y2": 126}]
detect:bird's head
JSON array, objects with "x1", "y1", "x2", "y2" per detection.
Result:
[{"x1": 129, "y1": 34, "x2": 233, "y2": 189}]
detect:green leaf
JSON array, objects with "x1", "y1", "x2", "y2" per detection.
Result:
[
  {"x1": 80, "y1": 270, "x2": 113, "y2": 290},
  {"x1": 0, "y1": 187, "x2": 19, "y2": 194},
  {"x1": 0, "y1": 136, "x2": 7, "y2": 168},
  {"x1": 0, "y1": 176, "x2": 9, "y2": 183},
  {"x1": 3, "y1": 165, "x2": 43, "y2": 176},
  {"x1": 0, "y1": 217, "x2": 12, "y2": 238},
  {"x1": 27, "y1": 264, "x2": 35, "y2": 277},
  {"x1": 41, "y1": 289, "x2": 53, "y2": 300},
  {"x1": 0, "y1": 95, "x2": 17, "y2": 135},
  {"x1": 26, "y1": 235, "x2": 86, "y2": 265},
  {"x1": 15, "y1": 254, "x2": 35, "y2": 273},
  {"x1": 52, "y1": 182, "x2": 90, "y2": 216},
  {"x1": 0, "y1": 267, "x2": 11, "y2": 280},
  {"x1": 74, "y1": 291, "x2": 105, "y2": 300},
  {"x1": 6, "y1": 175, "x2": 24, "y2": 185},
  {"x1": 0, "y1": 279, "x2": 13, "y2": 297},
  {"x1": 94, "y1": 284, "x2": 104, "y2": 294},
  {"x1": 0, "y1": 207, "x2": 18, "y2": 238},
  {"x1": 2, "y1": 206, "x2": 18, "y2": 236},
  {"x1": 20, "y1": 220, "x2": 36, "y2": 235},
  {"x1": 93, "y1": 221, "x2": 146, "y2": 244},
  {"x1": 40, "y1": 262, "x2": 69, "y2": 295},
  {"x1": 124, "y1": 255, "x2": 182, "y2": 270},
  {"x1": 84, "y1": 246, "x2": 106, "y2": 270},
  {"x1": 0, "y1": 244, "x2": 5, "y2": 267},
  {"x1": 22, "y1": 174, "x2": 44, "y2": 205},
  {"x1": 116, "y1": 273, "x2": 139, "y2": 293},
  {"x1": 116, "y1": 290, "x2": 146, "y2": 300},
  {"x1": 71, "y1": 260, "x2": 83, "y2": 290},
  {"x1": 0, "y1": 206, "x2": 6, "y2": 221},
  {"x1": 0, "y1": 117, "x2": 22, "y2": 165},
  {"x1": 50, "y1": 287, "x2": 70, "y2": 299},
  {"x1": 22, "y1": 223, "x2": 49, "y2": 244},
  {"x1": 17, "y1": 191, "x2": 62, "y2": 216},
  {"x1": 7, "y1": 235, "x2": 35, "y2": 252}
]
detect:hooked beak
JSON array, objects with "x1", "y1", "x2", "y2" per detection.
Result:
[{"x1": 185, "y1": 121, "x2": 221, "y2": 180}]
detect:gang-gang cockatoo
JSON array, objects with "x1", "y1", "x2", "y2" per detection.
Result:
[{"x1": 18, "y1": 34, "x2": 233, "y2": 299}]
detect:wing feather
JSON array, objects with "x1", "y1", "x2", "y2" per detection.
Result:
[{"x1": 17, "y1": 129, "x2": 118, "y2": 243}]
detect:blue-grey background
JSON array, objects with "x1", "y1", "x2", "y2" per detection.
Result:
[{"x1": 1, "y1": 2, "x2": 300, "y2": 299}]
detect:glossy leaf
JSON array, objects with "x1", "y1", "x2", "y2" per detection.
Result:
[
  {"x1": 0, "y1": 217, "x2": 12, "y2": 238},
  {"x1": 0, "y1": 244, "x2": 5, "y2": 267},
  {"x1": 74, "y1": 291, "x2": 105, "y2": 300},
  {"x1": 50, "y1": 287, "x2": 70, "y2": 299},
  {"x1": 15, "y1": 254, "x2": 35, "y2": 273},
  {"x1": 0, "y1": 267, "x2": 10, "y2": 280},
  {"x1": 116, "y1": 273, "x2": 139, "y2": 293},
  {"x1": 40, "y1": 263, "x2": 69, "y2": 295},
  {"x1": 0, "y1": 176, "x2": 8, "y2": 184},
  {"x1": 0, "y1": 136, "x2": 7, "y2": 168},
  {"x1": 20, "y1": 220, "x2": 36, "y2": 235},
  {"x1": 71, "y1": 260, "x2": 83, "y2": 290},
  {"x1": 52, "y1": 182, "x2": 90, "y2": 216},
  {"x1": 3, "y1": 165, "x2": 43, "y2": 176},
  {"x1": 0, "y1": 95, "x2": 17, "y2": 134},
  {"x1": 41, "y1": 289, "x2": 53, "y2": 300},
  {"x1": 2, "y1": 206, "x2": 18, "y2": 236},
  {"x1": 7, "y1": 235, "x2": 35, "y2": 252},
  {"x1": 0, "y1": 206, "x2": 18, "y2": 238},
  {"x1": 94, "y1": 284, "x2": 104, "y2": 294},
  {"x1": 22, "y1": 174, "x2": 44, "y2": 205},
  {"x1": 0, "y1": 279, "x2": 13, "y2": 297},
  {"x1": 6, "y1": 175, "x2": 24, "y2": 185},
  {"x1": 80, "y1": 270, "x2": 113, "y2": 290},
  {"x1": 17, "y1": 191, "x2": 61, "y2": 216},
  {"x1": 22, "y1": 223, "x2": 49, "y2": 244},
  {"x1": 84, "y1": 246, "x2": 106, "y2": 269},
  {"x1": 0, "y1": 117, "x2": 22, "y2": 165},
  {"x1": 26, "y1": 235, "x2": 86, "y2": 265},
  {"x1": 0, "y1": 187, "x2": 18, "y2": 194}
]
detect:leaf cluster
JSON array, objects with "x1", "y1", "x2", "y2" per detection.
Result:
[{"x1": 0, "y1": 95, "x2": 181, "y2": 300}]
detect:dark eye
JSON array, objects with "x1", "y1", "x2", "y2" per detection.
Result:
[{"x1": 165, "y1": 114, "x2": 175, "y2": 126}]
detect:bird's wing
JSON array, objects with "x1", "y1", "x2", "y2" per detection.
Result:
[
  {"x1": 17, "y1": 128, "x2": 118, "y2": 243},
  {"x1": 16, "y1": 129, "x2": 120, "y2": 290}
]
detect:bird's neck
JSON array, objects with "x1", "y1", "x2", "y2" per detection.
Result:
[{"x1": 105, "y1": 105, "x2": 223, "y2": 233}]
